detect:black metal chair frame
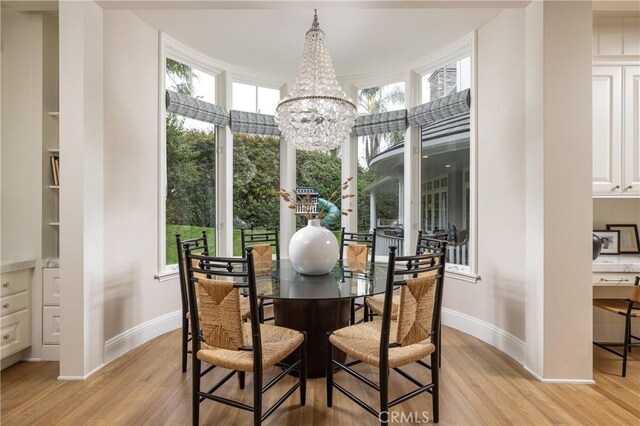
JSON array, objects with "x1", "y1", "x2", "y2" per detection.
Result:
[
  {"x1": 366, "y1": 233, "x2": 448, "y2": 366},
  {"x1": 185, "y1": 246, "x2": 307, "y2": 426},
  {"x1": 593, "y1": 276, "x2": 640, "y2": 377},
  {"x1": 176, "y1": 231, "x2": 210, "y2": 373},
  {"x1": 339, "y1": 227, "x2": 377, "y2": 325},
  {"x1": 241, "y1": 228, "x2": 280, "y2": 323},
  {"x1": 327, "y1": 246, "x2": 447, "y2": 424}
]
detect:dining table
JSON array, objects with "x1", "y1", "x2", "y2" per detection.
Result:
[{"x1": 244, "y1": 259, "x2": 390, "y2": 378}]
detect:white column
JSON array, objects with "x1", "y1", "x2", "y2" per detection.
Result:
[
  {"x1": 403, "y1": 70, "x2": 422, "y2": 256},
  {"x1": 525, "y1": 0, "x2": 593, "y2": 381},
  {"x1": 216, "y1": 71, "x2": 234, "y2": 256},
  {"x1": 59, "y1": 0, "x2": 104, "y2": 379},
  {"x1": 279, "y1": 84, "x2": 296, "y2": 258}
]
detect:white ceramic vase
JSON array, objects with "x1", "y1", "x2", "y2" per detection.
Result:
[{"x1": 289, "y1": 219, "x2": 339, "y2": 275}]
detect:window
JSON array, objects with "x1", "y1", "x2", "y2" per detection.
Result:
[
  {"x1": 356, "y1": 82, "x2": 406, "y2": 255},
  {"x1": 420, "y1": 56, "x2": 472, "y2": 270},
  {"x1": 232, "y1": 82, "x2": 280, "y2": 115},
  {"x1": 232, "y1": 82, "x2": 281, "y2": 255},
  {"x1": 164, "y1": 58, "x2": 217, "y2": 268}
]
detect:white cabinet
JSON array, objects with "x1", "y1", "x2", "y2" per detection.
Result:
[
  {"x1": 623, "y1": 66, "x2": 640, "y2": 196},
  {"x1": 592, "y1": 65, "x2": 640, "y2": 197},
  {"x1": 42, "y1": 268, "x2": 60, "y2": 359},
  {"x1": 0, "y1": 268, "x2": 31, "y2": 359}
]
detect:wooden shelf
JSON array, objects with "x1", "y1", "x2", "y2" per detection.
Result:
[
  {"x1": 48, "y1": 148, "x2": 59, "y2": 154},
  {"x1": 48, "y1": 112, "x2": 59, "y2": 117},
  {"x1": 48, "y1": 185, "x2": 59, "y2": 190},
  {"x1": 48, "y1": 222, "x2": 59, "y2": 226}
]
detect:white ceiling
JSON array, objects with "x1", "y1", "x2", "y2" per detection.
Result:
[{"x1": 133, "y1": 7, "x2": 504, "y2": 80}]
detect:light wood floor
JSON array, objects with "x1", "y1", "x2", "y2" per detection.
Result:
[{"x1": 2, "y1": 326, "x2": 639, "y2": 425}]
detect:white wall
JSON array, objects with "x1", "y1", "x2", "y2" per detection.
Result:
[
  {"x1": 593, "y1": 198, "x2": 640, "y2": 228},
  {"x1": 102, "y1": 9, "x2": 181, "y2": 360},
  {"x1": 442, "y1": 8, "x2": 527, "y2": 362},
  {"x1": 0, "y1": 10, "x2": 43, "y2": 260}
]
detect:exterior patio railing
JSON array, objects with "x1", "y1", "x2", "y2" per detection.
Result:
[{"x1": 375, "y1": 233, "x2": 405, "y2": 257}]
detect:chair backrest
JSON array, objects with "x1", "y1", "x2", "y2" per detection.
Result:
[
  {"x1": 241, "y1": 228, "x2": 280, "y2": 261},
  {"x1": 631, "y1": 276, "x2": 640, "y2": 304},
  {"x1": 185, "y1": 246, "x2": 262, "y2": 368},
  {"x1": 176, "y1": 231, "x2": 209, "y2": 316},
  {"x1": 339, "y1": 228, "x2": 377, "y2": 271},
  {"x1": 379, "y1": 244, "x2": 447, "y2": 367},
  {"x1": 416, "y1": 230, "x2": 447, "y2": 256}
]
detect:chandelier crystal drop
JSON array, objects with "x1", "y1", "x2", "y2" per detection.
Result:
[{"x1": 275, "y1": 10, "x2": 357, "y2": 151}]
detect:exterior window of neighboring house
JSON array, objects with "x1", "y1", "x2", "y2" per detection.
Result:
[
  {"x1": 232, "y1": 82, "x2": 281, "y2": 255},
  {"x1": 420, "y1": 56, "x2": 472, "y2": 269},
  {"x1": 356, "y1": 82, "x2": 406, "y2": 256},
  {"x1": 164, "y1": 58, "x2": 217, "y2": 268}
]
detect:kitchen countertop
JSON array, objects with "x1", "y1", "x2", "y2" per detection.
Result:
[
  {"x1": 1, "y1": 258, "x2": 36, "y2": 273},
  {"x1": 593, "y1": 254, "x2": 640, "y2": 273}
]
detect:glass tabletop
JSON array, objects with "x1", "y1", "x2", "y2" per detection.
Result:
[{"x1": 242, "y1": 260, "x2": 389, "y2": 300}]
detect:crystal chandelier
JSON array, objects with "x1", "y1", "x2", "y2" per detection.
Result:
[{"x1": 275, "y1": 10, "x2": 357, "y2": 151}]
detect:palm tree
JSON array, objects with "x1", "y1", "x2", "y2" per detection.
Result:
[{"x1": 357, "y1": 84, "x2": 405, "y2": 167}]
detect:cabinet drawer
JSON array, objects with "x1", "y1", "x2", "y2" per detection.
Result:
[
  {"x1": 1, "y1": 291, "x2": 29, "y2": 316},
  {"x1": 1, "y1": 270, "x2": 29, "y2": 297},
  {"x1": 43, "y1": 268, "x2": 60, "y2": 306},
  {"x1": 593, "y1": 272, "x2": 639, "y2": 286},
  {"x1": 0, "y1": 309, "x2": 31, "y2": 358},
  {"x1": 43, "y1": 306, "x2": 60, "y2": 345}
]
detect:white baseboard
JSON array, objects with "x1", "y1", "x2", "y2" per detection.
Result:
[
  {"x1": 58, "y1": 363, "x2": 105, "y2": 381},
  {"x1": 442, "y1": 307, "x2": 526, "y2": 364},
  {"x1": 103, "y1": 309, "x2": 182, "y2": 364},
  {"x1": 522, "y1": 365, "x2": 595, "y2": 384},
  {"x1": 41, "y1": 344, "x2": 59, "y2": 361}
]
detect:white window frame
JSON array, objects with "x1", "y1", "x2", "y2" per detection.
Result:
[
  {"x1": 414, "y1": 33, "x2": 478, "y2": 281},
  {"x1": 349, "y1": 76, "x2": 408, "y2": 262},
  {"x1": 156, "y1": 34, "x2": 225, "y2": 279},
  {"x1": 342, "y1": 32, "x2": 478, "y2": 282}
]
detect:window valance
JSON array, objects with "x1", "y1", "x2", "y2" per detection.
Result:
[
  {"x1": 407, "y1": 89, "x2": 470, "y2": 127},
  {"x1": 350, "y1": 109, "x2": 408, "y2": 137},
  {"x1": 229, "y1": 110, "x2": 281, "y2": 136},
  {"x1": 165, "y1": 90, "x2": 230, "y2": 126},
  {"x1": 165, "y1": 89, "x2": 471, "y2": 139}
]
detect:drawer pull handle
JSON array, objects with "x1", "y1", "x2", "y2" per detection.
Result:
[
  {"x1": 2, "y1": 303, "x2": 9, "y2": 308},
  {"x1": 2, "y1": 282, "x2": 9, "y2": 288},
  {"x1": 2, "y1": 335, "x2": 10, "y2": 340},
  {"x1": 599, "y1": 278, "x2": 630, "y2": 282}
]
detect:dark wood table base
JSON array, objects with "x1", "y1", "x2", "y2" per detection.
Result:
[{"x1": 274, "y1": 298, "x2": 350, "y2": 378}]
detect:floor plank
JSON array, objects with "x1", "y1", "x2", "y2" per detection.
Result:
[{"x1": 1, "y1": 326, "x2": 638, "y2": 425}]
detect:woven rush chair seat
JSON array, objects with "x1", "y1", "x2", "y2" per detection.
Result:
[
  {"x1": 366, "y1": 294, "x2": 399, "y2": 319},
  {"x1": 241, "y1": 229, "x2": 280, "y2": 323},
  {"x1": 329, "y1": 321, "x2": 435, "y2": 368},
  {"x1": 198, "y1": 322, "x2": 303, "y2": 372},
  {"x1": 593, "y1": 299, "x2": 639, "y2": 316},
  {"x1": 592, "y1": 277, "x2": 640, "y2": 378},
  {"x1": 339, "y1": 228, "x2": 377, "y2": 325},
  {"x1": 186, "y1": 297, "x2": 254, "y2": 321},
  {"x1": 185, "y1": 247, "x2": 307, "y2": 425},
  {"x1": 326, "y1": 245, "x2": 447, "y2": 424}
]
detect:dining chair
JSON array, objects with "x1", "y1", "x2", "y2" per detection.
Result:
[
  {"x1": 241, "y1": 228, "x2": 280, "y2": 322},
  {"x1": 593, "y1": 275, "x2": 640, "y2": 377},
  {"x1": 185, "y1": 246, "x2": 307, "y2": 426},
  {"x1": 365, "y1": 233, "x2": 447, "y2": 321},
  {"x1": 339, "y1": 227, "x2": 376, "y2": 325},
  {"x1": 326, "y1": 245, "x2": 447, "y2": 424},
  {"x1": 176, "y1": 231, "x2": 253, "y2": 373}
]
